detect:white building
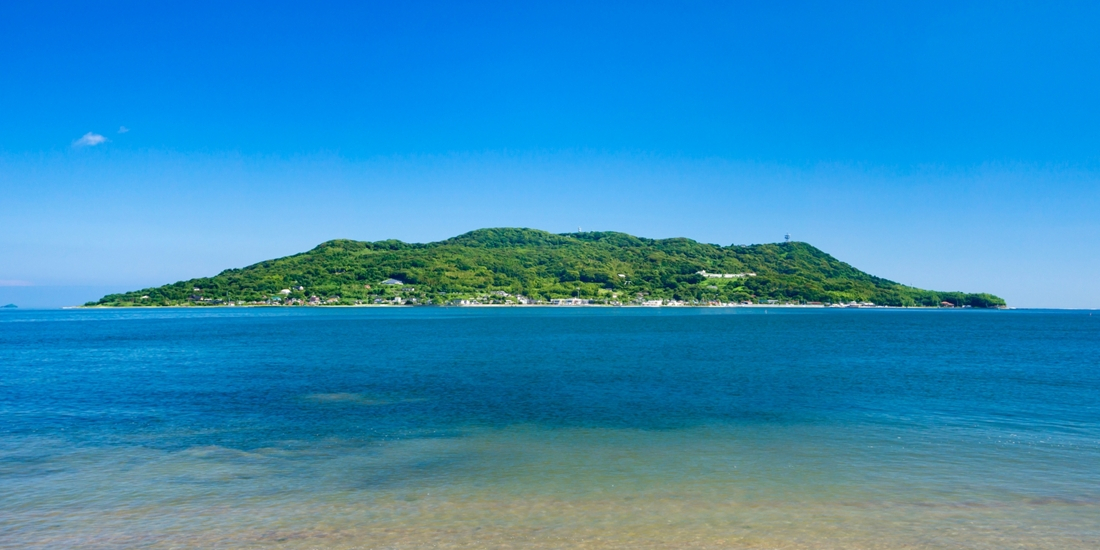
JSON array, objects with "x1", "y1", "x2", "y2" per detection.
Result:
[{"x1": 697, "y1": 271, "x2": 756, "y2": 279}]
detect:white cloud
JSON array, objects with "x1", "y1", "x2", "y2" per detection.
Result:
[
  {"x1": 118, "y1": 126, "x2": 129, "y2": 133},
  {"x1": 73, "y1": 132, "x2": 108, "y2": 147}
]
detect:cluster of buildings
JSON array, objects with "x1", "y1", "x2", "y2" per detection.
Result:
[
  {"x1": 180, "y1": 279, "x2": 963, "y2": 309},
  {"x1": 175, "y1": 291, "x2": 957, "y2": 309},
  {"x1": 449, "y1": 291, "x2": 534, "y2": 306},
  {"x1": 374, "y1": 296, "x2": 423, "y2": 305}
]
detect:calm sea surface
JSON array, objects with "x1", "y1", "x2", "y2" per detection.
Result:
[{"x1": 2, "y1": 307, "x2": 1098, "y2": 549}]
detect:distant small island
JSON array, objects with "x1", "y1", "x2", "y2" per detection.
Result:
[
  {"x1": 1, "y1": 304, "x2": 16, "y2": 309},
  {"x1": 87, "y1": 228, "x2": 1005, "y2": 308}
]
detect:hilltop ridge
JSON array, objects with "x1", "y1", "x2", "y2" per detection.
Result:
[{"x1": 88, "y1": 228, "x2": 1005, "y2": 308}]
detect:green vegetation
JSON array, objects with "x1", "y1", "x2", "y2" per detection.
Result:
[{"x1": 88, "y1": 228, "x2": 1005, "y2": 308}]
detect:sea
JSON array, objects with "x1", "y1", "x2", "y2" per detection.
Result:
[{"x1": 2, "y1": 307, "x2": 1098, "y2": 549}]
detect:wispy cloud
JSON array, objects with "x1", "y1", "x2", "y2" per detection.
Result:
[
  {"x1": 118, "y1": 126, "x2": 129, "y2": 133},
  {"x1": 0, "y1": 280, "x2": 33, "y2": 287},
  {"x1": 73, "y1": 132, "x2": 108, "y2": 147}
]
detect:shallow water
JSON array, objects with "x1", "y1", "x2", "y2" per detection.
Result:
[{"x1": 2, "y1": 307, "x2": 1098, "y2": 548}]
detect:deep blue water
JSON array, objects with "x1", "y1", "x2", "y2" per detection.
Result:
[{"x1": 2, "y1": 307, "x2": 1099, "y2": 549}]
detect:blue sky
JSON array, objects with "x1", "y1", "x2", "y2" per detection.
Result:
[{"x1": 2, "y1": 1, "x2": 1098, "y2": 308}]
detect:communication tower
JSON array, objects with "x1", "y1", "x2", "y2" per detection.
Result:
[{"x1": 784, "y1": 233, "x2": 791, "y2": 243}]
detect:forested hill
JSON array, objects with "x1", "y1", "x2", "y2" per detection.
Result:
[{"x1": 89, "y1": 228, "x2": 1005, "y2": 307}]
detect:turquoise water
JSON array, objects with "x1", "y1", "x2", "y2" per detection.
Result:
[{"x1": 2, "y1": 307, "x2": 1098, "y2": 549}]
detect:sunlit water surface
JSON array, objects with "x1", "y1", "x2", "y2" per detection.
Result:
[{"x1": 2, "y1": 308, "x2": 1098, "y2": 549}]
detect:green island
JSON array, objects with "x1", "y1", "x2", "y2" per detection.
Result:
[{"x1": 88, "y1": 228, "x2": 1005, "y2": 308}]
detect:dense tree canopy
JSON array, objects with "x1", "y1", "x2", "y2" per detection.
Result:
[{"x1": 89, "y1": 228, "x2": 1005, "y2": 308}]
